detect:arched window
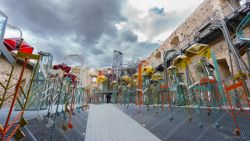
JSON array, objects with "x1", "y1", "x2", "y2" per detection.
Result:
[
  {"x1": 170, "y1": 36, "x2": 180, "y2": 49},
  {"x1": 155, "y1": 51, "x2": 161, "y2": 59},
  {"x1": 91, "y1": 75, "x2": 97, "y2": 83},
  {"x1": 164, "y1": 49, "x2": 179, "y2": 68}
]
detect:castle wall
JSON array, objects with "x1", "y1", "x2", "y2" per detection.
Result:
[
  {"x1": 146, "y1": 0, "x2": 244, "y2": 70},
  {"x1": 0, "y1": 55, "x2": 32, "y2": 107}
]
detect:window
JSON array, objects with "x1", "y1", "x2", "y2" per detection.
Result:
[
  {"x1": 91, "y1": 76, "x2": 97, "y2": 83},
  {"x1": 217, "y1": 58, "x2": 231, "y2": 79},
  {"x1": 155, "y1": 51, "x2": 161, "y2": 59},
  {"x1": 170, "y1": 36, "x2": 180, "y2": 49}
]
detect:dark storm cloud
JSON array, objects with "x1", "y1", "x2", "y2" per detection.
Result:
[
  {"x1": 84, "y1": 30, "x2": 159, "y2": 67},
  {"x1": 85, "y1": 40, "x2": 159, "y2": 68},
  {"x1": 120, "y1": 29, "x2": 138, "y2": 43},
  {"x1": 0, "y1": 0, "x2": 126, "y2": 44},
  {"x1": 0, "y1": 0, "x2": 161, "y2": 67},
  {"x1": 89, "y1": 46, "x2": 104, "y2": 55}
]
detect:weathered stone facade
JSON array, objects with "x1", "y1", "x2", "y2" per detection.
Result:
[
  {"x1": 0, "y1": 55, "x2": 32, "y2": 107},
  {"x1": 146, "y1": 0, "x2": 247, "y2": 72},
  {"x1": 71, "y1": 66, "x2": 97, "y2": 103}
]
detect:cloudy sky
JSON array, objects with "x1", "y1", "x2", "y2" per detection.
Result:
[{"x1": 0, "y1": 0, "x2": 204, "y2": 68}]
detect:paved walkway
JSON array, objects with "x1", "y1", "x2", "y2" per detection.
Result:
[{"x1": 85, "y1": 104, "x2": 161, "y2": 141}]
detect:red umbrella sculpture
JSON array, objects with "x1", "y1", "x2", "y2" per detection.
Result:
[
  {"x1": 4, "y1": 38, "x2": 34, "y2": 54},
  {"x1": 53, "y1": 63, "x2": 76, "y2": 129},
  {"x1": 53, "y1": 62, "x2": 71, "y2": 74},
  {"x1": 64, "y1": 73, "x2": 77, "y2": 82},
  {"x1": 0, "y1": 38, "x2": 38, "y2": 141}
]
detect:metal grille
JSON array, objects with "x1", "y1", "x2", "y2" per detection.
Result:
[
  {"x1": 23, "y1": 111, "x2": 88, "y2": 141},
  {"x1": 0, "y1": 110, "x2": 88, "y2": 141},
  {"x1": 120, "y1": 105, "x2": 250, "y2": 141},
  {"x1": 0, "y1": 124, "x2": 18, "y2": 141}
]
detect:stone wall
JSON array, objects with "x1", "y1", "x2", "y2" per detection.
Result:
[
  {"x1": 0, "y1": 55, "x2": 33, "y2": 107},
  {"x1": 146, "y1": 0, "x2": 242, "y2": 68},
  {"x1": 146, "y1": 0, "x2": 250, "y2": 90},
  {"x1": 71, "y1": 66, "x2": 96, "y2": 104}
]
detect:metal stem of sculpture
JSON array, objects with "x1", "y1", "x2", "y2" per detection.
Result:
[
  {"x1": 151, "y1": 72, "x2": 163, "y2": 114},
  {"x1": 121, "y1": 76, "x2": 130, "y2": 107},
  {"x1": 196, "y1": 20, "x2": 250, "y2": 135},
  {"x1": 0, "y1": 20, "x2": 40, "y2": 140},
  {"x1": 184, "y1": 44, "x2": 224, "y2": 128}
]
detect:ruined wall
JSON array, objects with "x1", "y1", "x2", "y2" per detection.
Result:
[
  {"x1": 71, "y1": 66, "x2": 96, "y2": 103},
  {"x1": 146, "y1": 0, "x2": 242, "y2": 68},
  {"x1": 0, "y1": 55, "x2": 33, "y2": 107}
]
